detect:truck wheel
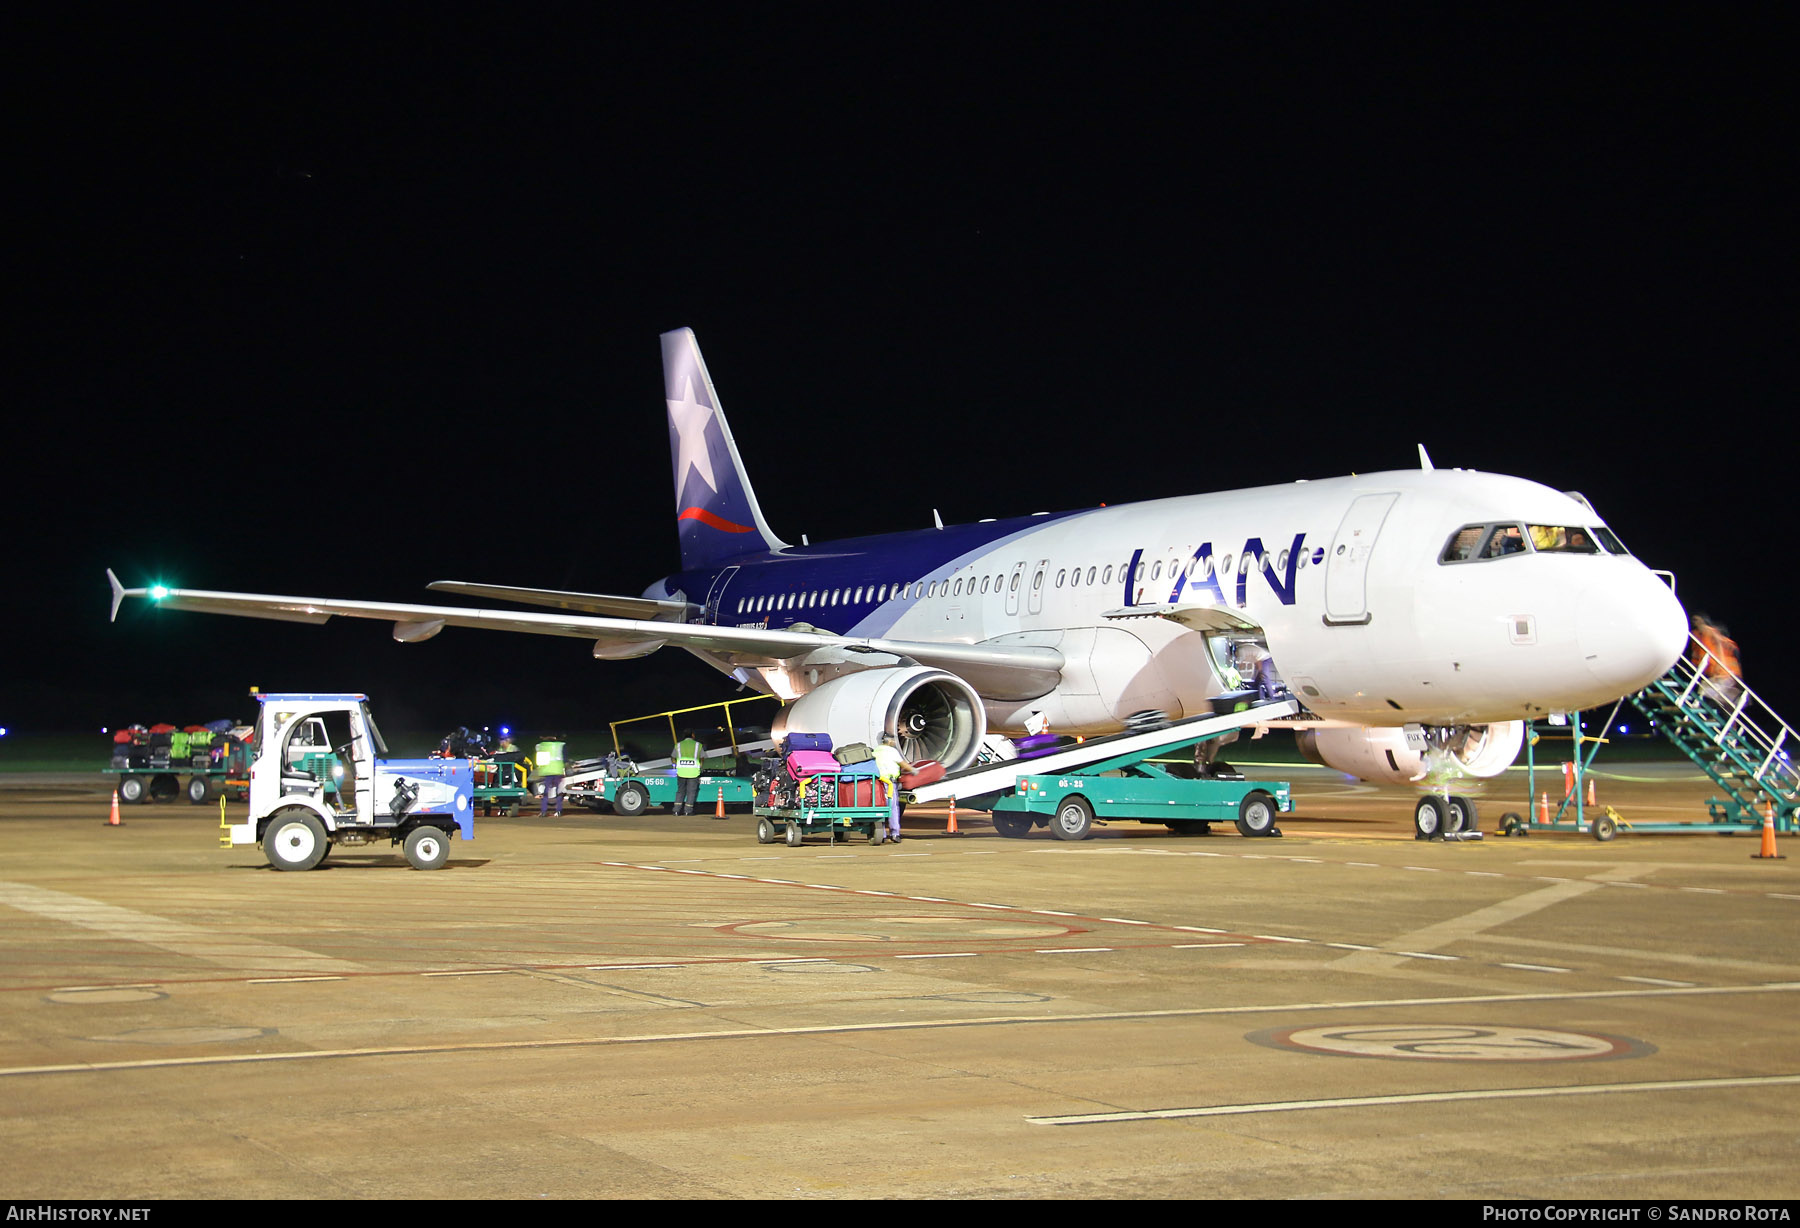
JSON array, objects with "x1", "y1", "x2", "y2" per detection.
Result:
[
  {"x1": 1052, "y1": 796, "x2": 1093, "y2": 841},
  {"x1": 614, "y1": 782, "x2": 650, "y2": 817},
  {"x1": 993, "y1": 812, "x2": 1032, "y2": 839},
  {"x1": 118, "y1": 775, "x2": 146, "y2": 805},
  {"x1": 403, "y1": 825, "x2": 451, "y2": 870},
  {"x1": 186, "y1": 776, "x2": 213, "y2": 805},
  {"x1": 756, "y1": 817, "x2": 777, "y2": 844},
  {"x1": 1236, "y1": 790, "x2": 1279, "y2": 837},
  {"x1": 263, "y1": 811, "x2": 327, "y2": 871},
  {"x1": 784, "y1": 822, "x2": 803, "y2": 847}
]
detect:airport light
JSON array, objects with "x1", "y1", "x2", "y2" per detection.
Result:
[{"x1": 149, "y1": 584, "x2": 170, "y2": 600}]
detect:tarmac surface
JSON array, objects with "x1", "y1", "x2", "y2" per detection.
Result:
[{"x1": 1, "y1": 761, "x2": 1796, "y2": 1200}]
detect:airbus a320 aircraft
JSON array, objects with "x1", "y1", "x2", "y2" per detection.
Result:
[{"x1": 110, "y1": 328, "x2": 1687, "y2": 822}]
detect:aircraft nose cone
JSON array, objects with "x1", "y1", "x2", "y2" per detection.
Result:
[{"x1": 1576, "y1": 569, "x2": 1687, "y2": 695}]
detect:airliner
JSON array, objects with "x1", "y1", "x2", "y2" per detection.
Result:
[{"x1": 109, "y1": 327, "x2": 1688, "y2": 824}]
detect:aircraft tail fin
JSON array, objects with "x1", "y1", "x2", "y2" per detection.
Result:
[{"x1": 662, "y1": 327, "x2": 789, "y2": 571}]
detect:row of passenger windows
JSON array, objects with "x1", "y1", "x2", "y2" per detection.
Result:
[
  {"x1": 731, "y1": 547, "x2": 1313, "y2": 616},
  {"x1": 1440, "y1": 522, "x2": 1629, "y2": 564}
]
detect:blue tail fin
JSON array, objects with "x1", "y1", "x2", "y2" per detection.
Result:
[{"x1": 662, "y1": 328, "x2": 789, "y2": 570}]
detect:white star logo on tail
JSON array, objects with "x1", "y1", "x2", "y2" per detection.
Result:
[{"x1": 667, "y1": 375, "x2": 719, "y2": 496}]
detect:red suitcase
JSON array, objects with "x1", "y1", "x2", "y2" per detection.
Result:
[
  {"x1": 899, "y1": 760, "x2": 944, "y2": 790},
  {"x1": 836, "y1": 777, "x2": 888, "y2": 807}
]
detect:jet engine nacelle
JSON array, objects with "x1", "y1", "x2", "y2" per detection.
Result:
[
  {"x1": 1295, "y1": 721, "x2": 1524, "y2": 785},
  {"x1": 774, "y1": 667, "x2": 986, "y2": 772}
]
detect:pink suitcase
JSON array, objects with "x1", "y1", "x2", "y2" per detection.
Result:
[{"x1": 785, "y1": 749, "x2": 840, "y2": 779}]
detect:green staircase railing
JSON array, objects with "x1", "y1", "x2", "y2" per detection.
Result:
[{"x1": 1630, "y1": 633, "x2": 1798, "y2": 831}]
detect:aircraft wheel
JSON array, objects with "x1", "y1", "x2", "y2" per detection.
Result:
[
  {"x1": 1446, "y1": 795, "x2": 1478, "y2": 836},
  {"x1": 992, "y1": 812, "x2": 1032, "y2": 838},
  {"x1": 1235, "y1": 790, "x2": 1280, "y2": 838},
  {"x1": 1052, "y1": 796, "x2": 1093, "y2": 841},
  {"x1": 613, "y1": 782, "x2": 650, "y2": 817},
  {"x1": 756, "y1": 817, "x2": 777, "y2": 844},
  {"x1": 784, "y1": 822, "x2": 803, "y2": 847},
  {"x1": 1592, "y1": 812, "x2": 1618, "y2": 842},
  {"x1": 118, "y1": 775, "x2": 146, "y2": 805},
  {"x1": 1414, "y1": 795, "x2": 1446, "y2": 840},
  {"x1": 402, "y1": 825, "x2": 451, "y2": 870},
  {"x1": 263, "y1": 810, "x2": 327, "y2": 871}
]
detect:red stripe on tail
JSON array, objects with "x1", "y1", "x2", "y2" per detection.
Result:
[{"x1": 678, "y1": 507, "x2": 756, "y2": 533}]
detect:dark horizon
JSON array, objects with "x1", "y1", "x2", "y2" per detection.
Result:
[{"x1": 10, "y1": 10, "x2": 1793, "y2": 741}]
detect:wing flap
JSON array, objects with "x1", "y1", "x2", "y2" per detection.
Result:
[{"x1": 425, "y1": 581, "x2": 691, "y2": 620}]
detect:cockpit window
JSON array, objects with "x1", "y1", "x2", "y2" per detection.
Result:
[
  {"x1": 1528, "y1": 525, "x2": 1601, "y2": 553},
  {"x1": 1594, "y1": 526, "x2": 1629, "y2": 556},
  {"x1": 1482, "y1": 525, "x2": 1528, "y2": 558},
  {"x1": 1440, "y1": 522, "x2": 1529, "y2": 564},
  {"x1": 1442, "y1": 525, "x2": 1486, "y2": 563}
]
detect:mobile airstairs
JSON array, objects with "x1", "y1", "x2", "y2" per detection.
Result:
[
  {"x1": 1525, "y1": 635, "x2": 1797, "y2": 840},
  {"x1": 1628, "y1": 634, "x2": 1798, "y2": 833}
]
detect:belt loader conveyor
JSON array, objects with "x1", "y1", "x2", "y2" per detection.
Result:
[{"x1": 903, "y1": 698, "x2": 1300, "y2": 806}]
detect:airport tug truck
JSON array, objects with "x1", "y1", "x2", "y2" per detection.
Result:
[{"x1": 226, "y1": 693, "x2": 474, "y2": 871}]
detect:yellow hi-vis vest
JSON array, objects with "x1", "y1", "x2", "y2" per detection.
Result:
[
  {"x1": 535, "y1": 741, "x2": 565, "y2": 775},
  {"x1": 675, "y1": 739, "x2": 702, "y2": 778}
]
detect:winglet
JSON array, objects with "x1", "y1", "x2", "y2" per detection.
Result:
[
  {"x1": 662, "y1": 328, "x2": 790, "y2": 571},
  {"x1": 1418, "y1": 444, "x2": 1435, "y2": 471},
  {"x1": 107, "y1": 568, "x2": 125, "y2": 622}
]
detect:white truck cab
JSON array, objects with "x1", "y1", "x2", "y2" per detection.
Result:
[{"x1": 231, "y1": 692, "x2": 474, "y2": 870}]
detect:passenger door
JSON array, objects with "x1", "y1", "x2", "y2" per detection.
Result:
[{"x1": 1323, "y1": 493, "x2": 1399, "y2": 624}]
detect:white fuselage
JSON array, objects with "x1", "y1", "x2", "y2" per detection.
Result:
[{"x1": 704, "y1": 469, "x2": 1686, "y2": 734}]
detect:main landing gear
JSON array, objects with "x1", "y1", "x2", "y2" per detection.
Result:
[{"x1": 1413, "y1": 793, "x2": 1482, "y2": 841}]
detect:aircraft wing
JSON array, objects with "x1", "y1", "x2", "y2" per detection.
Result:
[
  {"x1": 424, "y1": 581, "x2": 693, "y2": 620},
  {"x1": 107, "y1": 571, "x2": 1065, "y2": 689}
]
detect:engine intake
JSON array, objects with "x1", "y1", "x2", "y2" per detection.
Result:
[{"x1": 775, "y1": 667, "x2": 986, "y2": 772}]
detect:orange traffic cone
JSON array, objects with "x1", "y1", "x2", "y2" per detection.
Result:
[
  {"x1": 714, "y1": 785, "x2": 727, "y2": 819},
  {"x1": 945, "y1": 796, "x2": 959, "y2": 835},
  {"x1": 1587, "y1": 777, "x2": 1597, "y2": 807},
  {"x1": 1753, "y1": 803, "x2": 1784, "y2": 860},
  {"x1": 105, "y1": 789, "x2": 123, "y2": 827},
  {"x1": 1537, "y1": 793, "x2": 1550, "y2": 825},
  {"x1": 1562, "y1": 761, "x2": 1575, "y2": 799}
]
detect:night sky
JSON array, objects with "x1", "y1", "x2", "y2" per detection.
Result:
[{"x1": 10, "y1": 10, "x2": 1794, "y2": 741}]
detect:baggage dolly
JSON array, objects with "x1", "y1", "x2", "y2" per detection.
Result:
[{"x1": 753, "y1": 767, "x2": 892, "y2": 846}]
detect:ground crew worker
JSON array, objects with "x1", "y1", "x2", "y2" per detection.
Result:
[
  {"x1": 535, "y1": 735, "x2": 566, "y2": 817},
  {"x1": 1690, "y1": 615, "x2": 1744, "y2": 708},
  {"x1": 672, "y1": 730, "x2": 704, "y2": 815},
  {"x1": 871, "y1": 732, "x2": 915, "y2": 842}
]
